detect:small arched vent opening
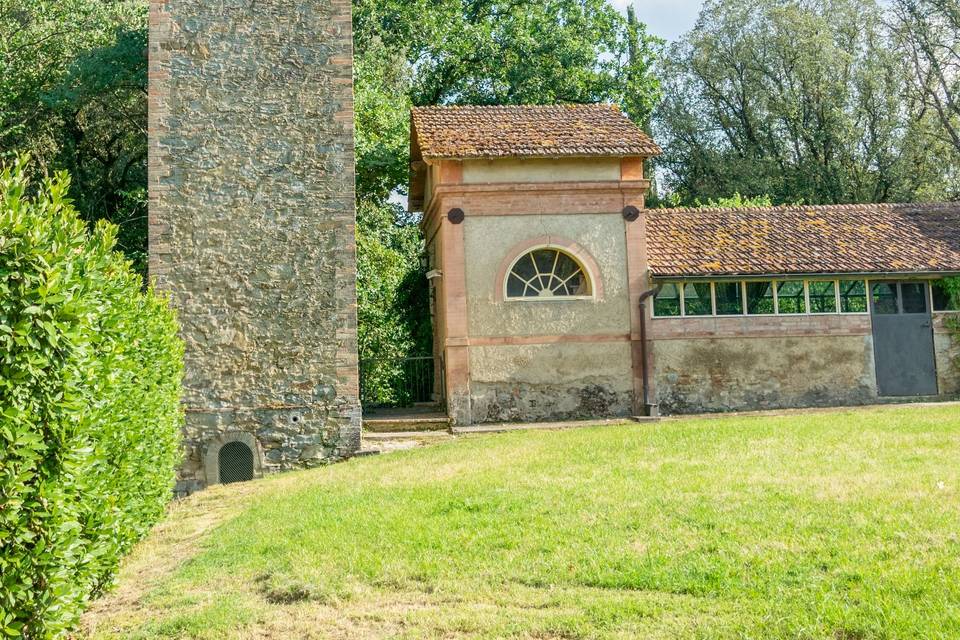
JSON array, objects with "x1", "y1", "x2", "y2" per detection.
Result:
[{"x1": 218, "y1": 441, "x2": 254, "y2": 484}]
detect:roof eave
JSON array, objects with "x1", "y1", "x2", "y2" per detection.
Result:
[
  {"x1": 649, "y1": 270, "x2": 960, "y2": 280},
  {"x1": 420, "y1": 150, "x2": 662, "y2": 162}
]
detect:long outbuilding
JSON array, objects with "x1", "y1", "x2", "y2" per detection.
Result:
[{"x1": 411, "y1": 104, "x2": 960, "y2": 423}]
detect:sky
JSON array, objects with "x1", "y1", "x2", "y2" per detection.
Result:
[{"x1": 610, "y1": 0, "x2": 704, "y2": 42}]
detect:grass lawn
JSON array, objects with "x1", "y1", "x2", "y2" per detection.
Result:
[{"x1": 83, "y1": 405, "x2": 960, "y2": 639}]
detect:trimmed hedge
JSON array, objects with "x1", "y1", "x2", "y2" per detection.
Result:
[{"x1": 0, "y1": 158, "x2": 183, "y2": 638}]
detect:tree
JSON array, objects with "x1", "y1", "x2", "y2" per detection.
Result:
[
  {"x1": 654, "y1": 0, "x2": 957, "y2": 206},
  {"x1": 0, "y1": 0, "x2": 147, "y2": 272},
  {"x1": 355, "y1": 0, "x2": 661, "y2": 118},
  {"x1": 352, "y1": 0, "x2": 662, "y2": 402},
  {"x1": 352, "y1": 35, "x2": 430, "y2": 399},
  {"x1": 891, "y1": 0, "x2": 960, "y2": 155}
]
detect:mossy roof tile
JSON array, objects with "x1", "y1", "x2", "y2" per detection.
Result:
[
  {"x1": 646, "y1": 203, "x2": 960, "y2": 277},
  {"x1": 410, "y1": 104, "x2": 661, "y2": 160}
]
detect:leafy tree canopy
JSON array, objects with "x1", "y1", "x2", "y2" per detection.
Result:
[
  {"x1": 0, "y1": 0, "x2": 147, "y2": 272},
  {"x1": 355, "y1": 0, "x2": 660, "y2": 118},
  {"x1": 892, "y1": 0, "x2": 960, "y2": 156},
  {"x1": 654, "y1": 0, "x2": 960, "y2": 206}
]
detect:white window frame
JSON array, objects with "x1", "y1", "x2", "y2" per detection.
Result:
[
  {"x1": 929, "y1": 278, "x2": 960, "y2": 314},
  {"x1": 652, "y1": 278, "x2": 872, "y2": 318},
  {"x1": 503, "y1": 245, "x2": 595, "y2": 302},
  {"x1": 743, "y1": 280, "x2": 778, "y2": 316},
  {"x1": 839, "y1": 279, "x2": 871, "y2": 315},
  {"x1": 714, "y1": 281, "x2": 746, "y2": 317},
  {"x1": 805, "y1": 279, "x2": 842, "y2": 315},
  {"x1": 652, "y1": 281, "x2": 683, "y2": 317},
  {"x1": 678, "y1": 281, "x2": 715, "y2": 317}
]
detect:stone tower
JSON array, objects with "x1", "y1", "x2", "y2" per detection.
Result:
[{"x1": 148, "y1": 0, "x2": 360, "y2": 493}]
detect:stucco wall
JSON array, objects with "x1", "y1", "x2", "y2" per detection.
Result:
[
  {"x1": 149, "y1": 0, "x2": 360, "y2": 493},
  {"x1": 462, "y1": 158, "x2": 621, "y2": 184},
  {"x1": 470, "y1": 342, "x2": 634, "y2": 422},
  {"x1": 459, "y1": 211, "x2": 633, "y2": 422},
  {"x1": 653, "y1": 334, "x2": 878, "y2": 413},
  {"x1": 463, "y1": 214, "x2": 630, "y2": 337}
]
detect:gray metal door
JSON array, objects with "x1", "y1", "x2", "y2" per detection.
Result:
[{"x1": 870, "y1": 281, "x2": 938, "y2": 396}]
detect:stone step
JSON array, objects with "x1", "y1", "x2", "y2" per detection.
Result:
[
  {"x1": 362, "y1": 429, "x2": 452, "y2": 441},
  {"x1": 451, "y1": 416, "x2": 657, "y2": 435},
  {"x1": 361, "y1": 431, "x2": 453, "y2": 455},
  {"x1": 362, "y1": 416, "x2": 451, "y2": 433}
]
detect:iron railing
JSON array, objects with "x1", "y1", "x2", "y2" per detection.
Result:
[{"x1": 359, "y1": 355, "x2": 444, "y2": 408}]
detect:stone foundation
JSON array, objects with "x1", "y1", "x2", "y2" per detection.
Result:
[
  {"x1": 653, "y1": 335, "x2": 878, "y2": 414},
  {"x1": 467, "y1": 342, "x2": 634, "y2": 423}
]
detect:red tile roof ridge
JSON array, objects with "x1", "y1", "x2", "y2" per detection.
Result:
[
  {"x1": 651, "y1": 202, "x2": 960, "y2": 215},
  {"x1": 410, "y1": 103, "x2": 661, "y2": 159}
]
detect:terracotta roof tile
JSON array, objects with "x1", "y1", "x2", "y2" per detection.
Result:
[
  {"x1": 411, "y1": 104, "x2": 661, "y2": 160},
  {"x1": 646, "y1": 203, "x2": 960, "y2": 277}
]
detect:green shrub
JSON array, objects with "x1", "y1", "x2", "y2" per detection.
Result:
[
  {"x1": 0, "y1": 157, "x2": 183, "y2": 638},
  {"x1": 943, "y1": 277, "x2": 960, "y2": 377},
  {"x1": 942, "y1": 277, "x2": 960, "y2": 308}
]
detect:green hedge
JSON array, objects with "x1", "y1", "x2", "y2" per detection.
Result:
[{"x1": 0, "y1": 157, "x2": 183, "y2": 638}]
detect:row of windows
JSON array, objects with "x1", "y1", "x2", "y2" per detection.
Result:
[
  {"x1": 497, "y1": 246, "x2": 960, "y2": 316},
  {"x1": 653, "y1": 279, "x2": 959, "y2": 317}
]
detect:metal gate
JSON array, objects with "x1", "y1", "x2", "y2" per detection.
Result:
[
  {"x1": 870, "y1": 281, "x2": 938, "y2": 396},
  {"x1": 359, "y1": 355, "x2": 444, "y2": 408},
  {"x1": 218, "y1": 441, "x2": 254, "y2": 484}
]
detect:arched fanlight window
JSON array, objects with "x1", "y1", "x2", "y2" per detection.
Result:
[{"x1": 505, "y1": 247, "x2": 592, "y2": 299}]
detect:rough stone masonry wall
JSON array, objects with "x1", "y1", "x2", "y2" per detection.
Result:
[
  {"x1": 149, "y1": 0, "x2": 360, "y2": 493},
  {"x1": 651, "y1": 315, "x2": 878, "y2": 413},
  {"x1": 934, "y1": 314, "x2": 960, "y2": 395}
]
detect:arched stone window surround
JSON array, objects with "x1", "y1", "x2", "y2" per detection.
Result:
[
  {"x1": 203, "y1": 431, "x2": 264, "y2": 485},
  {"x1": 495, "y1": 235, "x2": 604, "y2": 303}
]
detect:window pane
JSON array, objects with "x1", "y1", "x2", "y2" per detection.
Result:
[
  {"x1": 746, "y1": 282, "x2": 775, "y2": 314},
  {"x1": 872, "y1": 282, "x2": 899, "y2": 314},
  {"x1": 901, "y1": 283, "x2": 928, "y2": 314},
  {"x1": 554, "y1": 253, "x2": 580, "y2": 280},
  {"x1": 513, "y1": 253, "x2": 537, "y2": 282},
  {"x1": 683, "y1": 283, "x2": 712, "y2": 316},
  {"x1": 808, "y1": 281, "x2": 837, "y2": 313},
  {"x1": 564, "y1": 271, "x2": 589, "y2": 296},
  {"x1": 654, "y1": 283, "x2": 681, "y2": 316},
  {"x1": 932, "y1": 280, "x2": 959, "y2": 311},
  {"x1": 776, "y1": 281, "x2": 806, "y2": 314},
  {"x1": 507, "y1": 249, "x2": 589, "y2": 298},
  {"x1": 839, "y1": 280, "x2": 867, "y2": 313},
  {"x1": 507, "y1": 273, "x2": 527, "y2": 297},
  {"x1": 533, "y1": 250, "x2": 557, "y2": 279},
  {"x1": 715, "y1": 282, "x2": 743, "y2": 315}
]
